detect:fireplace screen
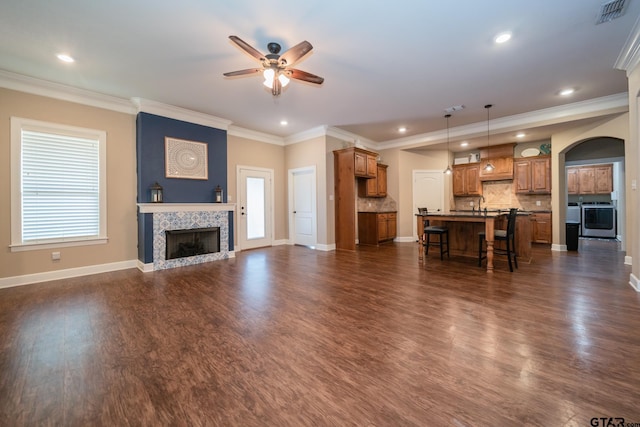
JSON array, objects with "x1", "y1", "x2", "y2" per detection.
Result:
[{"x1": 165, "y1": 227, "x2": 220, "y2": 260}]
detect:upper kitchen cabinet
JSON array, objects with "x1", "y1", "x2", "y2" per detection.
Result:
[
  {"x1": 515, "y1": 156, "x2": 551, "y2": 194},
  {"x1": 354, "y1": 148, "x2": 378, "y2": 178},
  {"x1": 358, "y1": 163, "x2": 388, "y2": 197},
  {"x1": 594, "y1": 165, "x2": 613, "y2": 194},
  {"x1": 452, "y1": 164, "x2": 482, "y2": 196},
  {"x1": 566, "y1": 164, "x2": 612, "y2": 195},
  {"x1": 567, "y1": 167, "x2": 580, "y2": 194},
  {"x1": 479, "y1": 143, "x2": 515, "y2": 181}
]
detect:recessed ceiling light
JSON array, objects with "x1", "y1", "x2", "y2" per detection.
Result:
[
  {"x1": 56, "y1": 53, "x2": 75, "y2": 63},
  {"x1": 494, "y1": 32, "x2": 512, "y2": 44},
  {"x1": 516, "y1": 132, "x2": 526, "y2": 138},
  {"x1": 280, "y1": 120, "x2": 288, "y2": 126},
  {"x1": 460, "y1": 142, "x2": 469, "y2": 147},
  {"x1": 398, "y1": 127, "x2": 407, "y2": 133},
  {"x1": 559, "y1": 88, "x2": 575, "y2": 96}
]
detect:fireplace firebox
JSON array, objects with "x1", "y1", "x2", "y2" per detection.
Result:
[{"x1": 165, "y1": 227, "x2": 220, "y2": 260}]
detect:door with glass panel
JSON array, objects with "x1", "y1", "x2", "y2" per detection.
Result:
[{"x1": 238, "y1": 167, "x2": 273, "y2": 250}]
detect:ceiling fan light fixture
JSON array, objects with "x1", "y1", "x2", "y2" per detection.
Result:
[
  {"x1": 263, "y1": 68, "x2": 275, "y2": 88},
  {"x1": 278, "y1": 73, "x2": 290, "y2": 87}
]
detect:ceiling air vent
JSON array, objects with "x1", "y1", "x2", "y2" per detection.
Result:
[{"x1": 596, "y1": 0, "x2": 628, "y2": 24}]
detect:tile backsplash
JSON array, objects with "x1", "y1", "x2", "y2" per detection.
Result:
[
  {"x1": 453, "y1": 181, "x2": 551, "y2": 212},
  {"x1": 358, "y1": 196, "x2": 398, "y2": 212}
]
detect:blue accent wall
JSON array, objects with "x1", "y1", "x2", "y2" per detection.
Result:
[{"x1": 136, "y1": 112, "x2": 233, "y2": 263}]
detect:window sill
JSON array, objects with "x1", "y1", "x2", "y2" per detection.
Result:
[{"x1": 9, "y1": 237, "x2": 108, "y2": 252}]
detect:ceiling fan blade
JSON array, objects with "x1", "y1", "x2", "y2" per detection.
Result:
[
  {"x1": 286, "y1": 68, "x2": 324, "y2": 85},
  {"x1": 223, "y1": 68, "x2": 263, "y2": 77},
  {"x1": 279, "y1": 41, "x2": 313, "y2": 66},
  {"x1": 228, "y1": 35, "x2": 265, "y2": 61}
]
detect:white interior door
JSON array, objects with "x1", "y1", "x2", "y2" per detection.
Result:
[
  {"x1": 290, "y1": 167, "x2": 317, "y2": 247},
  {"x1": 238, "y1": 167, "x2": 273, "y2": 250},
  {"x1": 412, "y1": 170, "x2": 444, "y2": 239}
]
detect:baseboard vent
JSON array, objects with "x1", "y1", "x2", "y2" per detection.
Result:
[{"x1": 596, "y1": 0, "x2": 628, "y2": 24}]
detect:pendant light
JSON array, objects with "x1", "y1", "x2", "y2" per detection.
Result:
[
  {"x1": 483, "y1": 104, "x2": 495, "y2": 172},
  {"x1": 443, "y1": 113, "x2": 452, "y2": 175}
]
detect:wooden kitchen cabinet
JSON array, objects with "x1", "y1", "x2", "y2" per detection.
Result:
[
  {"x1": 354, "y1": 149, "x2": 378, "y2": 178},
  {"x1": 479, "y1": 143, "x2": 515, "y2": 181},
  {"x1": 530, "y1": 212, "x2": 552, "y2": 244},
  {"x1": 452, "y1": 164, "x2": 482, "y2": 196},
  {"x1": 567, "y1": 167, "x2": 580, "y2": 194},
  {"x1": 358, "y1": 212, "x2": 397, "y2": 245},
  {"x1": 515, "y1": 156, "x2": 551, "y2": 194},
  {"x1": 595, "y1": 165, "x2": 613, "y2": 193},
  {"x1": 358, "y1": 163, "x2": 388, "y2": 198},
  {"x1": 334, "y1": 147, "x2": 380, "y2": 251},
  {"x1": 578, "y1": 167, "x2": 595, "y2": 194},
  {"x1": 567, "y1": 164, "x2": 612, "y2": 195}
]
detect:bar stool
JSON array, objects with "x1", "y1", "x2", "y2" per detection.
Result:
[
  {"x1": 478, "y1": 208, "x2": 518, "y2": 272},
  {"x1": 424, "y1": 221, "x2": 449, "y2": 260}
]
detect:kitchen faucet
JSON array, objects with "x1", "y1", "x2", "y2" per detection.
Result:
[{"x1": 478, "y1": 196, "x2": 485, "y2": 211}]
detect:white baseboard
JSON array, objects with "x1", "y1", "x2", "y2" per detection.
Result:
[
  {"x1": 137, "y1": 260, "x2": 154, "y2": 272},
  {"x1": 315, "y1": 243, "x2": 336, "y2": 251},
  {"x1": 551, "y1": 244, "x2": 566, "y2": 252},
  {"x1": 395, "y1": 236, "x2": 418, "y2": 243},
  {"x1": 273, "y1": 239, "x2": 289, "y2": 246},
  {"x1": 625, "y1": 256, "x2": 632, "y2": 266},
  {"x1": 0, "y1": 259, "x2": 139, "y2": 289},
  {"x1": 630, "y1": 273, "x2": 639, "y2": 292}
]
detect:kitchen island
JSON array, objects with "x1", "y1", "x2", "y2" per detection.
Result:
[{"x1": 417, "y1": 210, "x2": 531, "y2": 272}]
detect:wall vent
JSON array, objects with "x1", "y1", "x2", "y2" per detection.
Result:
[{"x1": 596, "y1": 0, "x2": 628, "y2": 24}]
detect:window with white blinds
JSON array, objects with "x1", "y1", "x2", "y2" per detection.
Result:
[{"x1": 11, "y1": 117, "x2": 107, "y2": 250}]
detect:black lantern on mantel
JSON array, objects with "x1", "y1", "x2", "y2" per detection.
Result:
[
  {"x1": 214, "y1": 185, "x2": 223, "y2": 203},
  {"x1": 150, "y1": 182, "x2": 163, "y2": 203}
]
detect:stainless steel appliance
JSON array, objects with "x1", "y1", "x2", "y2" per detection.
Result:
[
  {"x1": 581, "y1": 202, "x2": 616, "y2": 238},
  {"x1": 567, "y1": 203, "x2": 581, "y2": 236}
]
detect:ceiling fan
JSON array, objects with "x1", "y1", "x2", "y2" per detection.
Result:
[{"x1": 223, "y1": 35, "x2": 324, "y2": 97}]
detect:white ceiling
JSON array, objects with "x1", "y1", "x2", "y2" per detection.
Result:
[{"x1": 0, "y1": 0, "x2": 638, "y2": 152}]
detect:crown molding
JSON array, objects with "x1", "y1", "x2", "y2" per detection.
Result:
[
  {"x1": 284, "y1": 125, "x2": 329, "y2": 145},
  {"x1": 377, "y1": 93, "x2": 629, "y2": 150},
  {"x1": 615, "y1": 14, "x2": 640, "y2": 73},
  {"x1": 0, "y1": 69, "x2": 136, "y2": 114},
  {"x1": 325, "y1": 126, "x2": 377, "y2": 148},
  {"x1": 227, "y1": 125, "x2": 284, "y2": 146},
  {"x1": 131, "y1": 98, "x2": 232, "y2": 130}
]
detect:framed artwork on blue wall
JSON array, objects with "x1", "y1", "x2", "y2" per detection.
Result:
[{"x1": 165, "y1": 137, "x2": 208, "y2": 180}]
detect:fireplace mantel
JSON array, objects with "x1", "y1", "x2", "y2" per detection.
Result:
[{"x1": 138, "y1": 203, "x2": 236, "y2": 213}]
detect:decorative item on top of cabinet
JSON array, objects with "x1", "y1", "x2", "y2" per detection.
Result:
[
  {"x1": 358, "y1": 163, "x2": 388, "y2": 197},
  {"x1": 530, "y1": 212, "x2": 552, "y2": 244},
  {"x1": 358, "y1": 212, "x2": 397, "y2": 245},
  {"x1": 515, "y1": 156, "x2": 551, "y2": 194},
  {"x1": 452, "y1": 163, "x2": 482, "y2": 196},
  {"x1": 479, "y1": 143, "x2": 515, "y2": 181}
]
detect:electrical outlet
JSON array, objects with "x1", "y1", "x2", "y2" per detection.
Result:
[
  {"x1": 227, "y1": 195, "x2": 233, "y2": 201},
  {"x1": 536, "y1": 201, "x2": 541, "y2": 206},
  {"x1": 470, "y1": 201, "x2": 474, "y2": 207},
  {"x1": 368, "y1": 202, "x2": 372, "y2": 207},
  {"x1": 51, "y1": 251, "x2": 61, "y2": 261}
]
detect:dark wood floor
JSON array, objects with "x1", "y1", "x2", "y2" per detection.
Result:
[{"x1": 1, "y1": 239, "x2": 638, "y2": 426}]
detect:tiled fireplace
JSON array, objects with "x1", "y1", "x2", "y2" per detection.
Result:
[{"x1": 137, "y1": 203, "x2": 235, "y2": 271}]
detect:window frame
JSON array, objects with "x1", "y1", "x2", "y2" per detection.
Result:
[{"x1": 10, "y1": 117, "x2": 108, "y2": 252}]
